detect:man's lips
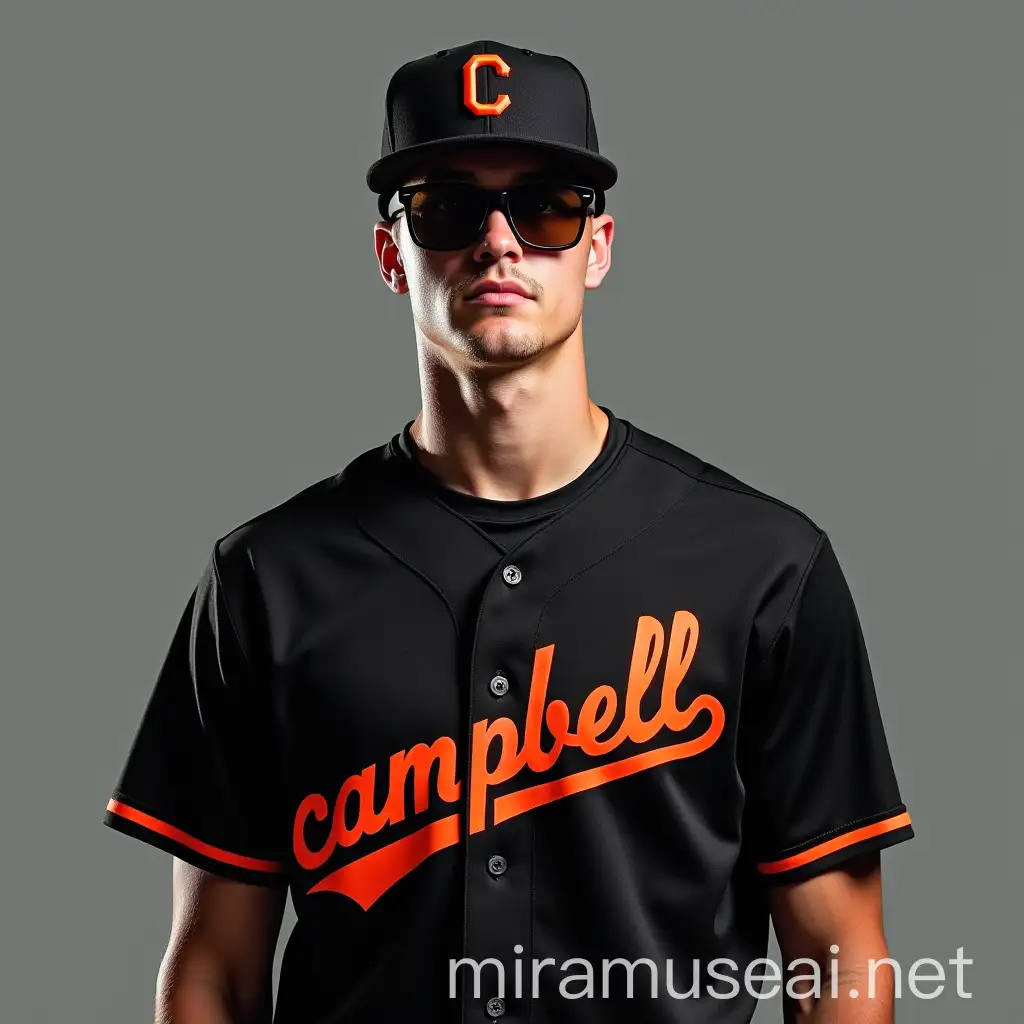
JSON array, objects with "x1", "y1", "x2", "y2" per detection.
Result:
[
  {"x1": 463, "y1": 279, "x2": 534, "y2": 305},
  {"x1": 464, "y1": 291, "x2": 532, "y2": 305}
]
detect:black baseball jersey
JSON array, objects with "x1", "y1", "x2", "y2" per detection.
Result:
[{"x1": 104, "y1": 407, "x2": 914, "y2": 1024}]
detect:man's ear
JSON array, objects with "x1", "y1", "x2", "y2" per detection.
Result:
[
  {"x1": 374, "y1": 218, "x2": 407, "y2": 294},
  {"x1": 584, "y1": 213, "x2": 614, "y2": 290}
]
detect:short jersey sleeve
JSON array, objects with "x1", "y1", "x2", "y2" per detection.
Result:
[
  {"x1": 740, "y1": 530, "x2": 914, "y2": 886},
  {"x1": 102, "y1": 540, "x2": 290, "y2": 886}
]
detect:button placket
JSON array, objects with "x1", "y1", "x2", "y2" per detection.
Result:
[{"x1": 462, "y1": 551, "x2": 537, "y2": 1024}]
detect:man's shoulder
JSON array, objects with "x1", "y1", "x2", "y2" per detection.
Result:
[
  {"x1": 625, "y1": 420, "x2": 825, "y2": 551},
  {"x1": 213, "y1": 440, "x2": 393, "y2": 569}
]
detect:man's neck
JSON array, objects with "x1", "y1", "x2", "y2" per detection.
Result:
[{"x1": 407, "y1": 397, "x2": 609, "y2": 502}]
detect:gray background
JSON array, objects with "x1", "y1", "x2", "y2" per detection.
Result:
[{"x1": 2, "y1": 2, "x2": 1018, "y2": 1021}]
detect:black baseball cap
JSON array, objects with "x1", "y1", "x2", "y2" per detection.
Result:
[{"x1": 366, "y1": 40, "x2": 618, "y2": 221}]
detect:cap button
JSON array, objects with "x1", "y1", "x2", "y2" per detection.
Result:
[
  {"x1": 521, "y1": 49, "x2": 533, "y2": 55},
  {"x1": 435, "y1": 49, "x2": 449, "y2": 57}
]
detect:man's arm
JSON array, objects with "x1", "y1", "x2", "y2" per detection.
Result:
[
  {"x1": 154, "y1": 858, "x2": 288, "y2": 1024},
  {"x1": 768, "y1": 852, "x2": 894, "y2": 1024}
]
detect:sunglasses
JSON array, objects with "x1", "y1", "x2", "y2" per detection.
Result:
[{"x1": 387, "y1": 181, "x2": 599, "y2": 251}]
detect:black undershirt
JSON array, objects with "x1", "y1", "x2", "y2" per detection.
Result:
[{"x1": 389, "y1": 406, "x2": 628, "y2": 552}]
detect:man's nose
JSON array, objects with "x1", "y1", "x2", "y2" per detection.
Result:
[{"x1": 473, "y1": 207, "x2": 523, "y2": 262}]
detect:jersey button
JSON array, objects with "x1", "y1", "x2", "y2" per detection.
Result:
[
  {"x1": 502, "y1": 564, "x2": 522, "y2": 586},
  {"x1": 487, "y1": 853, "x2": 507, "y2": 877},
  {"x1": 489, "y1": 673, "x2": 509, "y2": 697},
  {"x1": 486, "y1": 995, "x2": 506, "y2": 1017}
]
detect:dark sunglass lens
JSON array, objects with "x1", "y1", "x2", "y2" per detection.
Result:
[
  {"x1": 408, "y1": 184, "x2": 486, "y2": 248},
  {"x1": 508, "y1": 185, "x2": 587, "y2": 247}
]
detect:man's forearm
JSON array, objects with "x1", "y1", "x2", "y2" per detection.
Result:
[
  {"x1": 155, "y1": 976, "x2": 233, "y2": 1024},
  {"x1": 154, "y1": 962, "x2": 271, "y2": 1024},
  {"x1": 785, "y1": 941, "x2": 894, "y2": 1024}
]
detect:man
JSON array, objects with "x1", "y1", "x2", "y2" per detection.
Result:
[{"x1": 104, "y1": 39, "x2": 914, "y2": 1024}]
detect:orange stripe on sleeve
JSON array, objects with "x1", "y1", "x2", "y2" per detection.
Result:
[
  {"x1": 756, "y1": 810, "x2": 912, "y2": 875},
  {"x1": 106, "y1": 798, "x2": 287, "y2": 874}
]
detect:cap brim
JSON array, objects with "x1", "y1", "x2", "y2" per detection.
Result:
[{"x1": 367, "y1": 135, "x2": 617, "y2": 217}]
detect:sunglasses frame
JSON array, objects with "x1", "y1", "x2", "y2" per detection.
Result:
[{"x1": 387, "y1": 181, "x2": 602, "y2": 252}]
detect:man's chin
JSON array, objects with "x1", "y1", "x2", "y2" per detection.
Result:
[{"x1": 454, "y1": 327, "x2": 548, "y2": 365}]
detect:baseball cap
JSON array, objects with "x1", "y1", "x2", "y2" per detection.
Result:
[{"x1": 366, "y1": 40, "x2": 618, "y2": 221}]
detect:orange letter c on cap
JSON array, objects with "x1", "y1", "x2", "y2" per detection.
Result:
[{"x1": 463, "y1": 54, "x2": 512, "y2": 116}]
